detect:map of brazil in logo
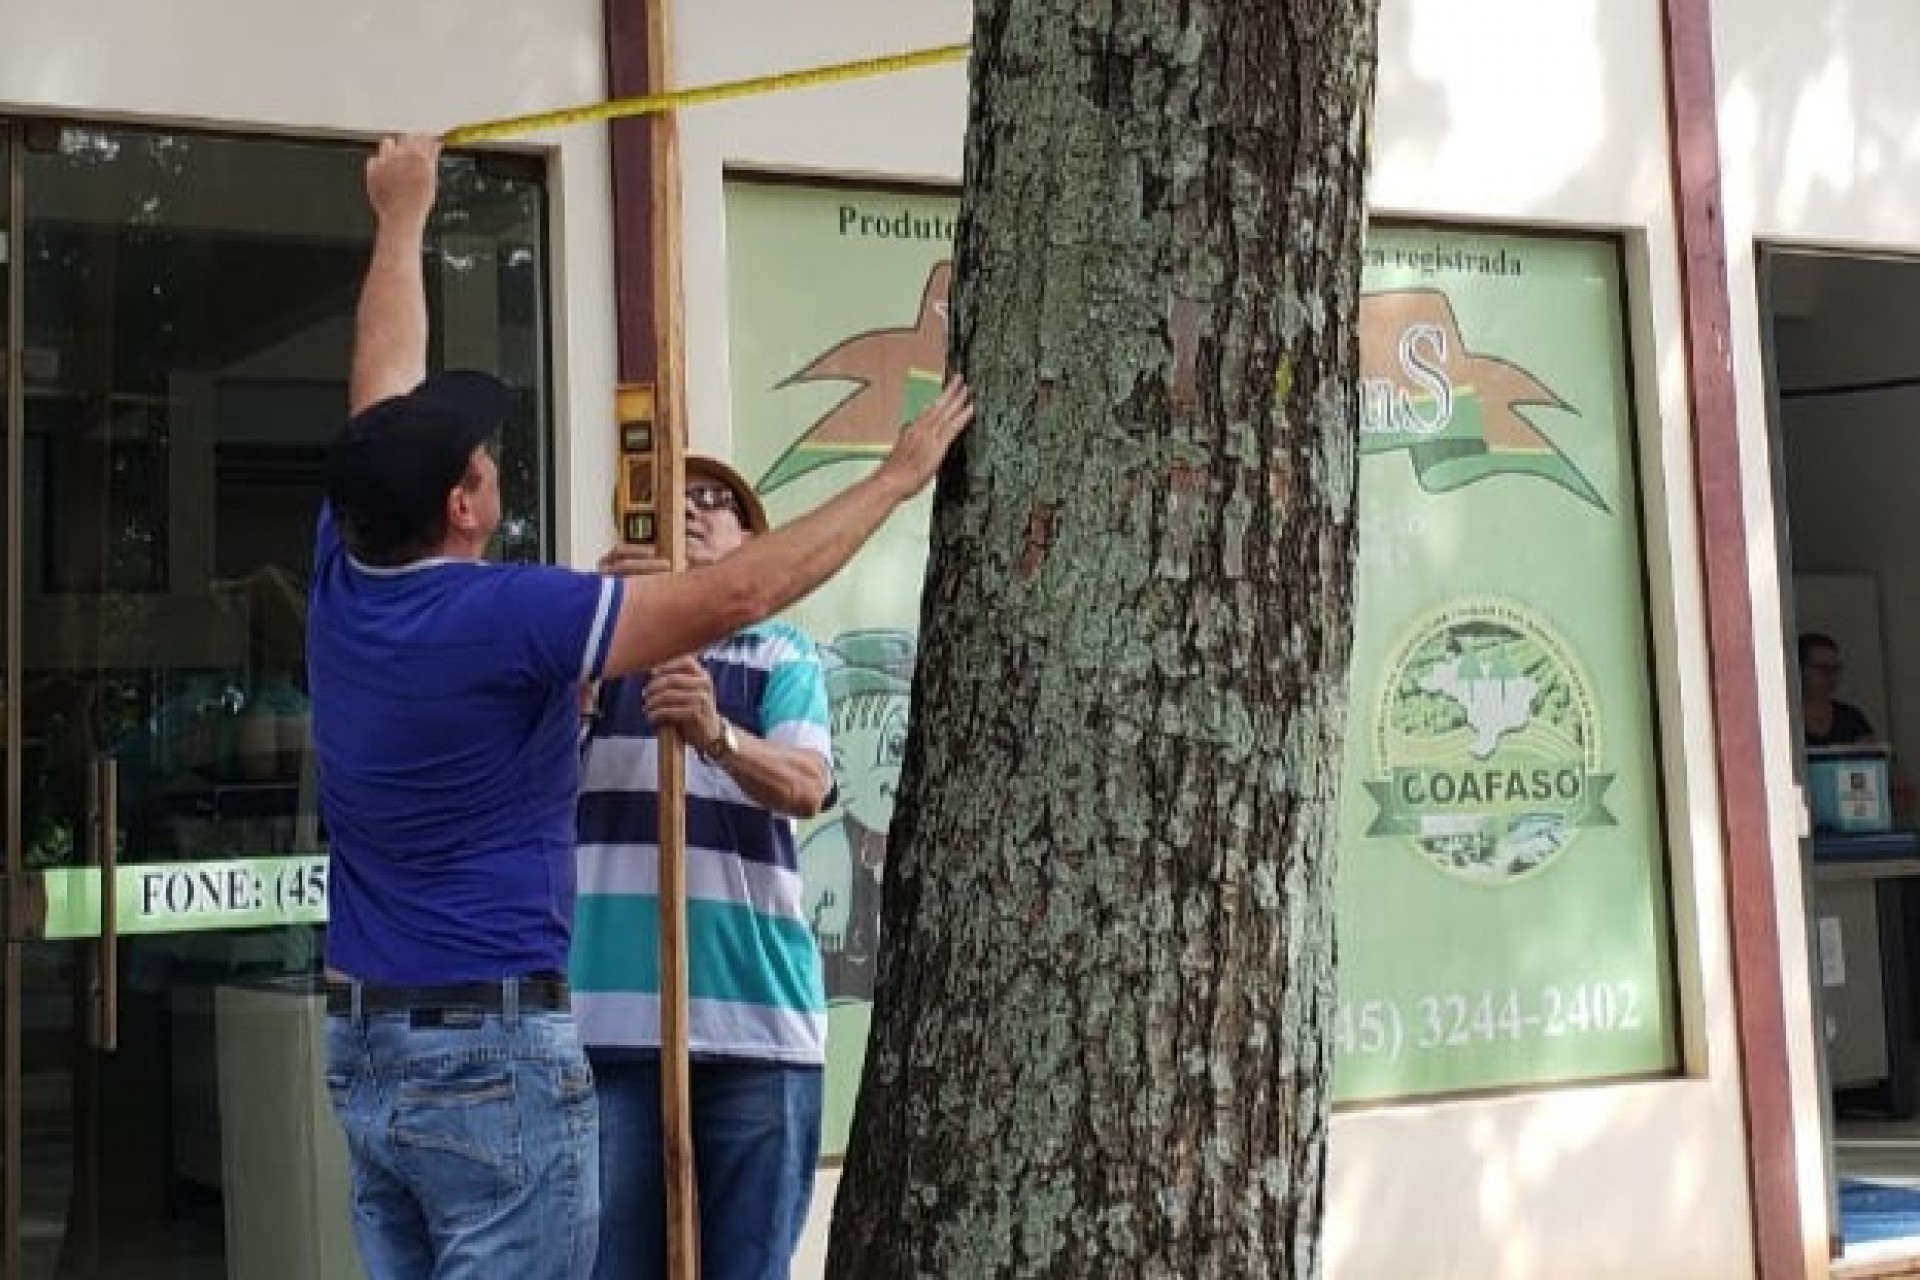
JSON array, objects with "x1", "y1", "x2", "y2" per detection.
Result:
[{"x1": 1366, "y1": 599, "x2": 1616, "y2": 884}]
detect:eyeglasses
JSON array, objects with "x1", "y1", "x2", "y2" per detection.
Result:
[
  {"x1": 1806, "y1": 661, "x2": 1843, "y2": 676},
  {"x1": 686, "y1": 482, "x2": 738, "y2": 514}
]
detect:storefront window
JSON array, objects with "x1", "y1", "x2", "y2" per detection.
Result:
[{"x1": 17, "y1": 124, "x2": 552, "y2": 876}]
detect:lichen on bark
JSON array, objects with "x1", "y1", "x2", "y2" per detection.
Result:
[{"x1": 828, "y1": 2, "x2": 1380, "y2": 1276}]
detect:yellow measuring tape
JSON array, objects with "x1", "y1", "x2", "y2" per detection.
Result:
[{"x1": 444, "y1": 42, "x2": 969, "y2": 144}]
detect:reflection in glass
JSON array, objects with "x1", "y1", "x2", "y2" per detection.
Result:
[{"x1": 9, "y1": 123, "x2": 551, "y2": 1277}]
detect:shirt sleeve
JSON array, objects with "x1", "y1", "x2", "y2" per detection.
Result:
[
  {"x1": 758, "y1": 626, "x2": 833, "y2": 764},
  {"x1": 499, "y1": 566, "x2": 627, "y2": 687}
]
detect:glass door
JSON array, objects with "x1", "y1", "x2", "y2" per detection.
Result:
[
  {"x1": 5, "y1": 121, "x2": 351, "y2": 1280},
  {"x1": 0, "y1": 119, "x2": 554, "y2": 1279}
]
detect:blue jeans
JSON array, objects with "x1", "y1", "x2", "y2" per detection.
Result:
[
  {"x1": 325, "y1": 1009, "x2": 600, "y2": 1280},
  {"x1": 592, "y1": 1057, "x2": 822, "y2": 1280}
]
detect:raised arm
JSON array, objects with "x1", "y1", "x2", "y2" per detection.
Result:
[
  {"x1": 349, "y1": 135, "x2": 440, "y2": 415},
  {"x1": 602, "y1": 378, "x2": 975, "y2": 677}
]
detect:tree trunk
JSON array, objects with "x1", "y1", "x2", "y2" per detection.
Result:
[{"x1": 827, "y1": 2, "x2": 1380, "y2": 1276}]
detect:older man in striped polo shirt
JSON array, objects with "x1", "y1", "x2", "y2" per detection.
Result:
[{"x1": 573, "y1": 455, "x2": 836, "y2": 1280}]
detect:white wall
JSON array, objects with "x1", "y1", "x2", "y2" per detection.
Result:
[
  {"x1": 0, "y1": 0, "x2": 621, "y2": 566},
  {"x1": 668, "y1": 2, "x2": 1757, "y2": 1278}
]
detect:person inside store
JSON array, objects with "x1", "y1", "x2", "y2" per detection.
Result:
[
  {"x1": 1800, "y1": 631, "x2": 1877, "y2": 747},
  {"x1": 1799, "y1": 630, "x2": 1917, "y2": 822}
]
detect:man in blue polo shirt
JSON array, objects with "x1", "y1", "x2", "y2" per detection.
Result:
[{"x1": 313, "y1": 134, "x2": 971, "y2": 1280}]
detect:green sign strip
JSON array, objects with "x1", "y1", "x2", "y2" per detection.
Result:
[{"x1": 41, "y1": 855, "x2": 329, "y2": 941}]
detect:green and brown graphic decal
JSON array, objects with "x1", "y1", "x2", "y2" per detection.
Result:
[
  {"x1": 759, "y1": 261, "x2": 950, "y2": 492},
  {"x1": 1359, "y1": 289, "x2": 1606, "y2": 511},
  {"x1": 1366, "y1": 599, "x2": 1616, "y2": 884},
  {"x1": 762, "y1": 269, "x2": 1604, "y2": 514}
]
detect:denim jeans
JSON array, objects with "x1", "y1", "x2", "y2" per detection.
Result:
[
  {"x1": 325, "y1": 1008, "x2": 600, "y2": 1280},
  {"x1": 592, "y1": 1057, "x2": 822, "y2": 1280}
]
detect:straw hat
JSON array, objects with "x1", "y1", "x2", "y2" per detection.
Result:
[{"x1": 685, "y1": 454, "x2": 770, "y2": 533}]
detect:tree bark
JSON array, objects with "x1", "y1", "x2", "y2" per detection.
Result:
[{"x1": 828, "y1": 2, "x2": 1379, "y2": 1276}]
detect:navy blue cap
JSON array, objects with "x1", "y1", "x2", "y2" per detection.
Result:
[{"x1": 326, "y1": 371, "x2": 509, "y2": 547}]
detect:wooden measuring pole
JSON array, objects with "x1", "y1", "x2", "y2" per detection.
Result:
[
  {"x1": 634, "y1": 0, "x2": 698, "y2": 1274},
  {"x1": 611, "y1": 376, "x2": 695, "y2": 1279},
  {"x1": 605, "y1": 0, "x2": 695, "y2": 1262}
]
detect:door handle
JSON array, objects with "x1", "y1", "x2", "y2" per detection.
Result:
[{"x1": 87, "y1": 755, "x2": 119, "y2": 1052}]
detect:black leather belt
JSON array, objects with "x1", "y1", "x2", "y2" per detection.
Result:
[{"x1": 326, "y1": 975, "x2": 570, "y2": 1020}]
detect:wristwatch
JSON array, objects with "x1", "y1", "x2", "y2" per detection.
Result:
[{"x1": 699, "y1": 720, "x2": 739, "y2": 765}]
